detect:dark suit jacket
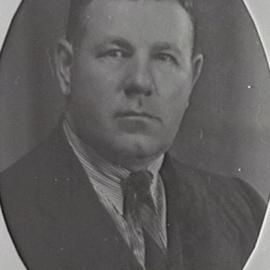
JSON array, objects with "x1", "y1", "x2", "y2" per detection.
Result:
[{"x1": 0, "y1": 127, "x2": 266, "y2": 270}]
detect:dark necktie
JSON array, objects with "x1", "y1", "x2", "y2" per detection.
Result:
[{"x1": 121, "y1": 171, "x2": 167, "y2": 270}]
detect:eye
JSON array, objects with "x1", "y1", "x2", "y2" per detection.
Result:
[
  {"x1": 154, "y1": 53, "x2": 179, "y2": 66},
  {"x1": 100, "y1": 49, "x2": 130, "y2": 59}
]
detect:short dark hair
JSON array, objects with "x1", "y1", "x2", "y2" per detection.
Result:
[{"x1": 66, "y1": 0, "x2": 196, "y2": 53}]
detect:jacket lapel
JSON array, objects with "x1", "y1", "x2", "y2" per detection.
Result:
[{"x1": 160, "y1": 155, "x2": 185, "y2": 270}]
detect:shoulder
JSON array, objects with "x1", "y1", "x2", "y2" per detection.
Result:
[
  {"x1": 167, "y1": 155, "x2": 266, "y2": 232},
  {"x1": 165, "y1": 156, "x2": 266, "y2": 263},
  {"x1": 0, "y1": 127, "x2": 75, "y2": 193},
  {"x1": 0, "y1": 127, "x2": 85, "y2": 230}
]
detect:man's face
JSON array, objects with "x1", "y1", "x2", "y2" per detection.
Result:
[{"x1": 57, "y1": 0, "x2": 202, "y2": 169}]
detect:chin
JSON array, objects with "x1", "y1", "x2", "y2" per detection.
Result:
[{"x1": 113, "y1": 135, "x2": 167, "y2": 161}]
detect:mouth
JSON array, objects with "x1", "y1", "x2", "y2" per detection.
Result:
[{"x1": 115, "y1": 111, "x2": 161, "y2": 122}]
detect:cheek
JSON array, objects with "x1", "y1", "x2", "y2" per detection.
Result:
[
  {"x1": 155, "y1": 72, "x2": 192, "y2": 129},
  {"x1": 71, "y1": 66, "x2": 126, "y2": 129},
  {"x1": 155, "y1": 67, "x2": 193, "y2": 96},
  {"x1": 72, "y1": 63, "x2": 118, "y2": 106},
  {"x1": 156, "y1": 72, "x2": 192, "y2": 108}
]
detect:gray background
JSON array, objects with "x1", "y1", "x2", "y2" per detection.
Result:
[{"x1": 0, "y1": 0, "x2": 270, "y2": 200}]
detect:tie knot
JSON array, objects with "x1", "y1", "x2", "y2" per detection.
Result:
[
  {"x1": 122, "y1": 170, "x2": 153, "y2": 196},
  {"x1": 121, "y1": 170, "x2": 155, "y2": 217}
]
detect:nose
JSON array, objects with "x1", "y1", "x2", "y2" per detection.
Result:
[{"x1": 124, "y1": 56, "x2": 155, "y2": 98}]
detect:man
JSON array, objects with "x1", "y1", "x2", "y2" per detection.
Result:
[{"x1": 0, "y1": 0, "x2": 266, "y2": 269}]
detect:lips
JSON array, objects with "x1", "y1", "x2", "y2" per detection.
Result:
[{"x1": 115, "y1": 110, "x2": 161, "y2": 122}]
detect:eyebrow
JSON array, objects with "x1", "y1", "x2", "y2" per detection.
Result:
[
  {"x1": 94, "y1": 36, "x2": 134, "y2": 51},
  {"x1": 151, "y1": 42, "x2": 182, "y2": 57}
]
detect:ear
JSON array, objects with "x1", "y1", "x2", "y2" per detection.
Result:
[
  {"x1": 191, "y1": 53, "x2": 204, "y2": 88},
  {"x1": 55, "y1": 39, "x2": 73, "y2": 96}
]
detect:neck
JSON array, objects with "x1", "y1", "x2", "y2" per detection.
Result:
[
  {"x1": 63, "y1": 119, "x2": 164, "y2": 173},
  {"x1": 113, "y1": 153, "x2": 162, "y2": 172}
]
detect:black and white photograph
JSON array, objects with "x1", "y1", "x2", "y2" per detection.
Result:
[{"x1": 0, "y1": 0, "x2": 270, "y2": 269}]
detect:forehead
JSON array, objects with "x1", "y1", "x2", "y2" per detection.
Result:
[{"x1": 79, "y1": 0, "x2": 193, "y2": 51}]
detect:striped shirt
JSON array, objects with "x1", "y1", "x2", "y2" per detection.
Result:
[{"x1": 63, "y1": 120, "x2": 167, "y2": 268}]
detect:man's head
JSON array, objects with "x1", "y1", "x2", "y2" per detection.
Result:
[
  {"x1": 66, "y1": 0, "x2": 196, "y2": 48},
  {"x1": 55, "y1": 0, "x2": 203, "y2": 170}
]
